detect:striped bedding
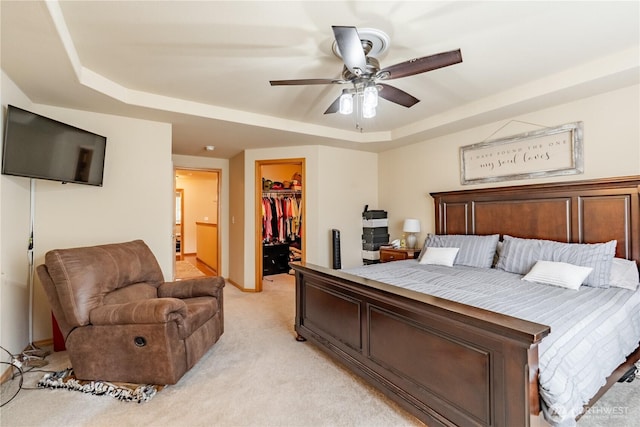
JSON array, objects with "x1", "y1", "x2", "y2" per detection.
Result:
[{"x1": 344, "y1": 260, "x2": 640, "y2": 426}]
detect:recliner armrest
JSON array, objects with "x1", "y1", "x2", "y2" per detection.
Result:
[
  {"x1": 158, "y1": 276, "x2": 225, "y2": 299},
  {"x1": 90, "y1": 298, "x2": 187, "y2": 325}
]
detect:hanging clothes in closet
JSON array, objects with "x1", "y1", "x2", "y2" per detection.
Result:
[{"x1": 261, "y1": 193, "x2": 302, "y2": 244}]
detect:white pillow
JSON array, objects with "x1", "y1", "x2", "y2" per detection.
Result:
[
  {"x1": 419, "y1": 247, "x2": 459, "y2": 267},
  {"x1": 609, "y1": 258, "x2": 639, "y2": 291},
  {"x1": 522, "y1": 260, "x2": 593, "y2": 290}
]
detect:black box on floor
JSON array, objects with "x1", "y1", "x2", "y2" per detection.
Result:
[{"x1": 263, "y1": 243, "x2": 289, "y2": 276}]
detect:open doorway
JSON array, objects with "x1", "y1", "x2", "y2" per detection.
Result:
[
  {"x1": 255, "y1": 158, "x2": 305, "y2": 291},
  {"x1": 175, "y1": 168, "x2": 221, "y2": 278}
]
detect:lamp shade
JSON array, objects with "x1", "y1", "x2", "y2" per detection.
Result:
[{"x1": 403, "y1": 218, "x2": 420, "y2": 233}]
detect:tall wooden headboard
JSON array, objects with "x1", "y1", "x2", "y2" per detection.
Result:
[{"x1": 431, "y1": 176, "x2": 640, "y2": 264}]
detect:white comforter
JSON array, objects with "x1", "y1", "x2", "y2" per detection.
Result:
[{"x1": 344, "y1": 260, "x2": 640, "y2": 426}]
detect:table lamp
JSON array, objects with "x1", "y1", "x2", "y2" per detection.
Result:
[{"x1": 403, "y1": 219, "x2": 421, "y2": 249}]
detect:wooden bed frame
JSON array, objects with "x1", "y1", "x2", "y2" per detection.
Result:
[{"x1": 291, "y1": 176, "x2": 640, "y2": 427}]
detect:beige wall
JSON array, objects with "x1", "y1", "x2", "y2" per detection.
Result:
[
  {"x1": 0, "y1": 71, "x2": 34, "y2": 356},
  {"x1": 379, "y1": 84, "x2": 640, "y2": 246},
  {"x1": 1, "y1": 73, "x2": 175, "y2": 348},
  {"x1": 317, "y1": 146, "x2": 378, "y2": 268},
  {"x1": 32, "y1": 107, "x2": 173, "y2": 342}
]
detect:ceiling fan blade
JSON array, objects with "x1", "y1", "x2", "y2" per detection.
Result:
[
  {"x1": 270, "y1": 78, "x2": 341, "y2": 86},
  {"x1": 332, "y1": 26, "x2": 367, "y2": 76},
  {"x1": 378, "y1": 49, "x2": 462, "y2": 80},
  {"x1": 378, "y1": 84, "x2": 420, "y2": 108},
  {"x1": 324, "y1": 95, "x2": 341, "y2": 114}
]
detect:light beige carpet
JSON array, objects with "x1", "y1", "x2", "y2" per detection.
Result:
[
  {"x1": 1, "y1": 274, "x2": 638, "y2": 426},
  {"x1": 1, "y1": 274, "x2": 420, "y2": 427},
  {"x1": 175, "y1": 260, "x2": 205, "y2": 279}
]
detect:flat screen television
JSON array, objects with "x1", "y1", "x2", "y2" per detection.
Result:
[{"x1": 2, "y1": 105, "x2": 107, "y2": 186}]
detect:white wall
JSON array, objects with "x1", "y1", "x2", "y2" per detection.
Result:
[
  {"x1": 317, "y1": 146, "x2": 378, "y2": 268},
  {"x1": 379, "y1": 84, "x2": 640, "y2": 245},
  {"x1": 32, "y1": 106, "x2": 173, "y2": 342},
  {"x1": 0, "y1": 71, "x2": 34, "y2": 357},
  {"x1": 241, "y1": 145, "x2": 378, "y2": 290},
  {"x1": 172, "y1": 155, "x2": 229, "y2": 278},
  {"x1": 1, "y1": 71, "x2": 175, "y2": 346}
]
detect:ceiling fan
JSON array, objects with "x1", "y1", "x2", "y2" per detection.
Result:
[{"x1": 269, "y1": 26, "x2": 463, "y2": 116}]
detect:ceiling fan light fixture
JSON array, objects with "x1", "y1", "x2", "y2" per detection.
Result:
[
  {"x1": 363, "y1": 84, "x2": 378, "y2": 108},
  {"x1": 362, "y1": 104, "x2": 376, "y2": 119},
  {"x1": 339, "y1": 91, "x2": 353, "y2": 115}
]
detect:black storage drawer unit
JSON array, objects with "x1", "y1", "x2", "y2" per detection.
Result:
[
  {"x1": 361, "y1": 208, "x2": 388, "y2": 265},
  {"x1": 362, "y1": 210, "x2": 387, "y2": 219},
  {"x1": 263, "y1": 243, "x2": 290, "y2": 276},
  {"x1": 362, "y1": 226, "x2": 389, "y2": 237},
  {"x1": 362, "y1": 242, "x2": 386, "y2": 251},
  {"x1": 361, "y1": 233, "x2": 390, "y2": 244}
]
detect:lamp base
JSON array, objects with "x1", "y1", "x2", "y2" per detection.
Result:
[{"x1": 406, "y1": 233, "x2": 417, "y2": 250}]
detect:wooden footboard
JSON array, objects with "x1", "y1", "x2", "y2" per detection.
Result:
[{"x1": 293, "y1": 262, "x2": 550, "y2": 427}]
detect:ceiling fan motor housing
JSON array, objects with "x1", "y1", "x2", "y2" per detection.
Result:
[{"x1": 342, "y1": 56, "x2": 380, "y2": 81}]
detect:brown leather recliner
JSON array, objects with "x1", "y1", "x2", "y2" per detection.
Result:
[{"x1": 36, "y1": 239, "x2": 224, "y2": 385}]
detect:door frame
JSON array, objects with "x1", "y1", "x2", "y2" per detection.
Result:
[
  {"x1": 175, "y1": 188, "x2": 184, "y2": 260},
  {"x1": 174, "y1": 167, "x2": 222, "y2": 276},
  {"x1": 255, "y1": 158, "x2": 305, "y2": 292}
]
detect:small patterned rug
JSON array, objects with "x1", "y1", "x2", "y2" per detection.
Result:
[
  {"x1": 176, "y1": 260, "x2": 205, "y2": 279},
  {"x1": 38, "y1": 368, "x2": 162, "y2": 403}
]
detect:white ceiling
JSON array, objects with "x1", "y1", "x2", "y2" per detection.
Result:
[{"x1": 1, "y1": 1, "x2": 638, "y2": 159}]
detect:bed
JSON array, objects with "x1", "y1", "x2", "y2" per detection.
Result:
[{"x1": 291, "y1": 175, "x2": 640, "y2": 427}]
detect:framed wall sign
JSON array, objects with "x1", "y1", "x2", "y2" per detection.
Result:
[{"x1": 460, "y1": 122, "x2": 583, "y2": 185}]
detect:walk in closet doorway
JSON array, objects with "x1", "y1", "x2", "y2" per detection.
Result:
[
  {"x1": 175, "y1": 168, "x2": 221, "y2": 276},
  {"x1": 255, "y1": 159, "x2": 305, "y2": 291}
]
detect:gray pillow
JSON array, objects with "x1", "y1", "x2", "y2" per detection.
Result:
[
  {"x1": 496, "y1": 235, "x2": 617, "y2": 288},
  {"x1": 419, "y1": 234, "x2": 499, "y2": 268}
]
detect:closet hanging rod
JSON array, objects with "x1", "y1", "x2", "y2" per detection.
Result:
[{"x1": 262, "y1": 190, "x2": 301, "y2": 196}]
